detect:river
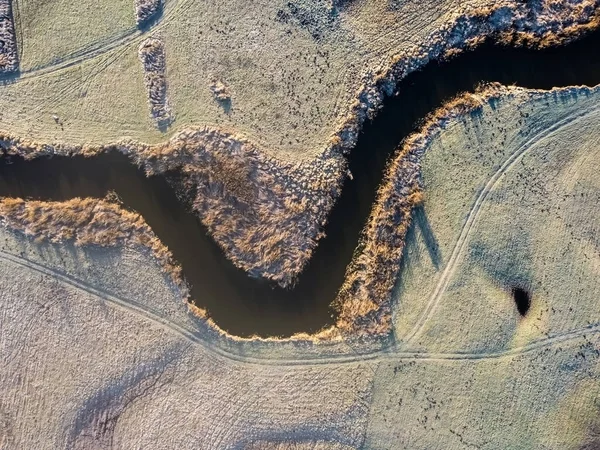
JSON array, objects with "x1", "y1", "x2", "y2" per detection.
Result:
[{"x1": 1, "y1": 30, "x2": 599, "y2": 336}]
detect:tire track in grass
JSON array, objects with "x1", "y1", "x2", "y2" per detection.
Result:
[
  {"x1": 402, "y1": 99, "x2": 600, "y2": 347},
  {"x1": 1, "y1": 248, "x2": 598, "y2": 368},
  {"x1": 0, "y1": 0, "x2": 191, "y2": 86},
  {"x1": 39, "y1": 44, "x2": 132, "y2": 121}
]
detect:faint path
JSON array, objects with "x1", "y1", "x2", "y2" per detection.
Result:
[
  {"x1": 1, "y1": 248, "x2": 598, "y2": 368},
  {"x1": 0, "y1": 0, "x2": 193, "y2": 85},
  {"x1": 402, "y1": 100, "x2": 600, "y2": 346}
]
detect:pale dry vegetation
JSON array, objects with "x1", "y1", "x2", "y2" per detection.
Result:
[
  {"x1": 0, "y1": 0, "x2": 598, "y2": 339},
  {"x1": 0, "y1": 126, "x2": 347, "y2": 288},
  {"x1": 326, "y1": 0, "x2": 600, "y2": 162},
  {"x1": 334, "y1": 84, "x2": 509, "y2": 337},
  {"x1": 209, "y1": 78, "x2": 231, "y2": 103},
  {"x1": 0, "y1": 0, "x2": 598, "y2": 156},
  {"x1": 138, "y1": 37, "x2": 172, "y2": 128},
  {"x1": 132, "y1": 128, "x2": 347, "y2": 288},
  {"x1": 0, "y1": 84, "x2": 587, "y2": 340},
  {"x1": 0, "y1": 197, "x2": 186, "y2": 292},
  {"x1": 498, "y1": 0, "x2": 600, "y2": 47},
  {"x1": 0, "y1": 84, "x2": 590, "y2": 340},
  {"x1": 246, "y1": 441, "x2": 356, "y2": 450},
  {"x1": 135, "y1": 0, "x2": 162, "y2": 27},
  {"x1": 0, "y1": 83, "x2": 587, "y2": 343},
  {"x1": 0, "y1": 0, "x2": 18, "y2": 73}
]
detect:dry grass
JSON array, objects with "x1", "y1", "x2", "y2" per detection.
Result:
[
  {"x1": 0, "y1": 85, "x2": 586, "y2": 342},
  {"x1": 209, "y1": 78, "x2": 231, "y2": 102},
  {"x1": 322, "y1": 0, "x2": 600, "y2": 336},
  {"x1": 0, "y1": 125, "x2": 347, "y2": 288},
  {"x1": 498, "y1": 0, "x2": 600, "y2": 48},
  {"x1": 127, "y1": 127, "x2": 347, "y2": 287},
  {"x1": 0, "y1": 0, "x2": 18, "y2": 73},
  {"x1": 0, "y1": 0, "x2": 598, "y2": 339},
  {"x1": 245, "y1": 441, "x2": 356, "y2": 450},
  {"x1": 333, "y1": 84, "x2": 509, "y2": 337},
  {"x1": 0, "y1": 197, "x2": 187, "y2": 293},
  {"x1": 138, "y1": 37, "x2": 172, "y2": 128},
  {"x1": 135, "y1": 0, "x2": 162, "y2": 27},
  {"x1": 326, "y1": 0, "x2": 600, "y2": 160},
  {"x1": 0, "y1": 85, "x2": 587, "y2": 342},
  {"x1": 0, "y1": 0, "x2": 598, "y2": 293}
]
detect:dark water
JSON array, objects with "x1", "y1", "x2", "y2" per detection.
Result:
[{"x1": 1, "y1": 31, "x2": 600, "y2": 337}]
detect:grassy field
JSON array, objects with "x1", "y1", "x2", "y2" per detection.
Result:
[
  {"x1": 0, "y1": 0, "x2": 598, "y2": 294},
  {"x1": 1, "y1": 0, "x2": 600, "y2": 446},
  {"x1": 392, "y1": 86, "x2": 600, "y2": 356},
  {"x1": 0, "y1": 0, "x2": 596, "y2": 153},
  {"x1": 0, "y1": 85, "x2": 599, "y2": 448},
  {"x1": 365, "y1": 85, "x2": 600, "y2": 448},
  {"x1": 13, "y1": 0, "x2": 136, "y2": 71}
]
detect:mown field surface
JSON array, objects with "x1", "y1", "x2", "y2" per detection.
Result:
[{"x1": 13, "y1": 0, "x2": 136, "y2": 72}]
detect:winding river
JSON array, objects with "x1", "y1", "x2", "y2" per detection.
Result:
[{"x1": 1, "y1": 31, "x2": 600, "y2": 337}]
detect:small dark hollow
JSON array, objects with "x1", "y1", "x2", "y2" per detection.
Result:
[{"x1": 512, "y1": 287, "x2": 531, "y2": 317}]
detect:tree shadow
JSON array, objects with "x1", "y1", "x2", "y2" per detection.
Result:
[
  {"x1": 217, "y1": 97, "x2": 232, "y2": 114},
  {"x1": 413, "y1": 205, "x2": 441, "y2": 270}
]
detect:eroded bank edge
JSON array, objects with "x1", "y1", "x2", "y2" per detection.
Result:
[
  {"x1": 0, "y1": 195, "x2": 348, "y2": 344},
  {"x1": 332, "y1": 0, "x2": 600, "y2": 153},
  {"x1": 0, "y1": 197, "x2": 186, "y2": 292},
  {"x1": 0, "y1": 2, "x2": 599, "y2": 347},
  {"x1": 334, "y1": 84, "x2": 512, "y2": 338}
]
